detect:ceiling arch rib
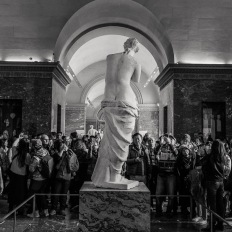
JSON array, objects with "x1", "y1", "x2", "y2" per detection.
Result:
[
  {"x1": 54, "y1": 0, "x2": 174, "y2": 72},
  {"x1": 69, "y1": 34, "x2": 157, "y2": 81}
]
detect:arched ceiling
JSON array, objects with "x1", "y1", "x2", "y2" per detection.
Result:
[
  {"x1": 69, "y1": 34, "x2": 157, "y2": 78},
  {"x1": 86, "y1": 78, "x2": 105, "y2": 104},
  {"x1": 0, "y1": 0, "x2": 231, "y2": 118},
  {"x1": 67, "y1": 34, "x2": 158, "y2": 105}
]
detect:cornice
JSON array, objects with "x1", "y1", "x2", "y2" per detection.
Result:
[
  {"x1": 66, "y1": 103, "x2": 87, "y2": 110},
  {"x1": 138, "y1": 104, "x2": 159, "y2": 111},
  {"x1": 155, "y1": 63, "x2": 232, "y2": 90},
  {"x1": 0, "y1": 61, "x2": 71, "y2": 88}
]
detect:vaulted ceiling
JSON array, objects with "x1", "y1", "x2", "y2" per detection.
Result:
[{"x1": 1, "y1": 0, "x2": 232, "y2": 118}]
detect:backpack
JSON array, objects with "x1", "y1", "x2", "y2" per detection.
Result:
[
  {"x1": 39, "y1": 154, "x2": 52, "y2": 179},
  {"x1": 68, "y1": 149, "x2": 79, "y2": 173}
]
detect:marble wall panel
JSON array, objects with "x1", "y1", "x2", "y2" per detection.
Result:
[
  {"x1": 0, "y1": 75, "x2": 52, "y2": 135},
  {"x1": 139, "y1": 110, "x2": 159, "y2": 140},
  {"x1": 174, "y1": 78, "x2": 232, "y2": 140},
  {"x1": 0, "y1": 62, "x2": 70, "y2": 136}
]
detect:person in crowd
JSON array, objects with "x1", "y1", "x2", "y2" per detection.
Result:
[
  {"x1": 188, "y1": 162, "x2": 207, "y2": 225},
  {"x1": 82, "y1": 135, "x2": 89, "y2": 148},
  {"x1": 154, "y1": 140, "x2": 161, "y2": 154},
  {"x1": 7, "y1": 135, "x2": 31, "y2": 213},
  {"x1": 205, "y1": 141, "x2": 213, "y2": 155},
  {"x1": 155, "y1": 134, "x2": 178, "y2": 217},
  {"x1": 27, "y1": 139, "x2": 53, "y2": 218},
  {"x1": 147, "y1": 137, "x2": 158, "y2": 208},
  {"x1": 142, "y1": 132, "x2": 151, "y2": 148},
  {"x1": 41, "y1": 134, "x2": 51, "y2": 151},
  {"x1": 97, "y1": 128, "x2": 104, "y2": 140},
  {"x1": 0, "y1": 166, "x2": 3, "y2": 195},
  {"x1": 70, "y1": 132, "x2": 78, "y2": 151},
  {"x1": 0, "y1": 139, "x2": 10, "y2": 193},
  {"x1": 222, "y1": 141, "x2": 232, "y2": 219},
  {"x1": 69, "y1": 138, "x2": 89, "y2": 209},
  {"x1": 95, "y1": 133, "x2": 102, "y2": 145},
  {"x1": 224, "y1": 143, "x2": 231, "y2": 179},
  {"x1": 41, "y1": 134, "x2": 53, "y2": 206},
  {"x1": 207, "y1": 134, "x2": 213, "y2": 143},
  {"x1": 177, "y1": 134, "x2": 196, "y2": 216},
  {"x1": 56, "y1": 131, "x2": 63, "y2": 140},
  {"x1": 188, "y1": 136, "x2": 208, "y2": 224},
  {"x1": 50, "y1": 139, "x2": 78, "y2": 216},
  {"x1": 49, "y1": 132, "x2": 57, "y2": 148},
  {"x1": 126, "y1": 133, "x2": 151, "y2": 185},
  {"x1": 87, "y1": 141, "x2": 99, "y2": 180},
  {"x1": 169, "y1": 134, "x2": 177, "y2": 147},
  {"x1": 224, "y1": 167, "x2": 232, "y2": 218},
  {"x1": 224, "y1": 142, "x2": 231, "y2": 158},
  {"x1": 62, "y1": 135, "x2": 71, "y2": 148},
  {"x1": 0, "y1": 130, "x2": 9, "y2": 140},
  {"x1": 87, "y1": 135, "x2": 96, "y2": 149},
  {"x1": 202, "y1": 140, "x2": 228, "y2": 231}
]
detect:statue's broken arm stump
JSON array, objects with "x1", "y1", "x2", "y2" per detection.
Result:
[{"x1": 78, "y1": 182, "x2": 150, "y2": 232}]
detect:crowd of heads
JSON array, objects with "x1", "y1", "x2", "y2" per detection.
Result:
[
  {"x1": 0, "y1": 129, "x2": 102, "y2": 217},
  {"x1": 0, "y1": 128, "x2": 231, "y2": 224}
]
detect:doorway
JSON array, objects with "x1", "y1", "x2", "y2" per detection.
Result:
[
  {"x1": 202, "y1": 102, "x2": 226, "y2": 141},
  {"x1": 0, "y1": 99, "x2": 22, "y2": 138}
]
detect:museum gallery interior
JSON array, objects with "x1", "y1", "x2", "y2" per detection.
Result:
[{"x1": 1, "y1": 0, "x2": 232, "y2": 231}]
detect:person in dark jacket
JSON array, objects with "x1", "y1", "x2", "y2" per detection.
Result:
[
  {"x1": 202, "y1": 140, "x2": 227, "y2": 231},
  {"x1": 50, "y1": 139, "x2": 78, "y2": 216},
  {"x1": 126, "y1": 133, "x2": 151, "y2": 185},
  {"x1": 69, "y1": 139, "x2": 89, "y2": 210},
  {"x1": 27, "y1": 139, "x2": 53, "y2": 218},
  {"x1": 155, "y1": 134, "x2": 178, "y2": 217},
  {"x1": 176, "y1": 145, "x2": 195, "y2": 215}
]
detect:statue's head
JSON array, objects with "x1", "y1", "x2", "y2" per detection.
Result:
[{"x1": 124, "y1": 38, "x2": 139, "y2": 53}]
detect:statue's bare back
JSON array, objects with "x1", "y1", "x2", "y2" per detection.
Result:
[{"x1": 103, "y1": 53, "x2": 141, "y2": 107}]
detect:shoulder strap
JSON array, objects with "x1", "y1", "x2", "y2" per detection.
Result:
[{"x1": 12, "y1": 154, "x2": 19, "y2": 162}]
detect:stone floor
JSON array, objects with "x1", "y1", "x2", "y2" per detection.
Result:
[{"x1": 1, "y1": 197, "x2": 232, "y2": 232}]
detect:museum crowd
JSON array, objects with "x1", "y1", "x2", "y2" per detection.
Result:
[{"x1": 0, "y1": 129, "x2": 231, "y2": 231}]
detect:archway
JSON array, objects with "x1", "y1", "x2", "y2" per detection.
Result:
[
  {"x1": 55, "y1": 0, "x2": 174, "y2": 70},
  {"x1": 57, "y1": 0, "x2": 174, "y2": 136}
]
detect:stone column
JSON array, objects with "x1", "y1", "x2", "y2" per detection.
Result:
[{"x1": 65, "y1": 103, "x2": 86, "y2": 136}]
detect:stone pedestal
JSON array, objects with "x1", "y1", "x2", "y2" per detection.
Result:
[{"x1": 79, "y1": 181, "x2": 150, "y2": 232}]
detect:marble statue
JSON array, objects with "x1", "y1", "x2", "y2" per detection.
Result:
[
  {"x1": 91, "y1": 38, "x2": 141, "y2": 189},
  {"x1": 87, "y1": 125, "x2": 97, "y2": 136}
]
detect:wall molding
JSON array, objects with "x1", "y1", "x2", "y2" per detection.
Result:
[
  {"x1": 66, "y1": 103, "x2": 87, "y2": 110},
  {"x1": 138, "y1": 103, "x2": 159, "y2": 111},
  {"x1": 0, "y1": 61, "x2": 71, "y2": 89},
  {"x1": 155, "y1": 63, "x2": 232, "y2": 90}
]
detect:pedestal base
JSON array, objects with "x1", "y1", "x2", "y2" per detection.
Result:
[
  {"x1": 78, "y1": 181, "x2": 150, "y2": 232},
  {"x1": 101, "y1": 179, "x2": 139, "y2": 190}
]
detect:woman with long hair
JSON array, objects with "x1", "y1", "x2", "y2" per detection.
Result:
[
  {"x1": 8, "y1": 136, "x2": 31, "y2": 213},
  {"x1": 202, "y1": 139, "x2": 227, "y2": 231}
]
